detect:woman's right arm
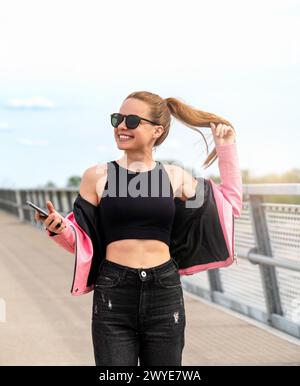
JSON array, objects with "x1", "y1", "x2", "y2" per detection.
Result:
[
  {"x1": 78, "y1": 165, "x2": 100, "y2": 206},
  {"x1": 35, "y1": 165, "x2": 99, "y2": 253},
  {"x1": 34, "y1": 200, "x2": 76, "y2": 253}
]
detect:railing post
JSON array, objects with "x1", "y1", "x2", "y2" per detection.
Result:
[
  {"x1": 208, "y1": 269, "x2": 223, "y2": 295},
  {"x1": 249, "y1": 195, "x2": 283, "y2": 322},
  {"x1": 15, "y1": 190, "x2": 24, "y2": 222},
  {"x1": 61, "y1": 191, "x2": 71, "y2": 214}
]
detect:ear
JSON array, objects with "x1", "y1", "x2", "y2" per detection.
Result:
[{"x1": 154, "y1": 125, "x2": 164, "y2": 138}]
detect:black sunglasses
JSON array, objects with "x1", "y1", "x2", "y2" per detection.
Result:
[{"x1": 110, "y1": 113, "x2": 161, "y2": 130}]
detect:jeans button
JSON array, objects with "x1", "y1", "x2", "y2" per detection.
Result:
[{"x1": 141, "y1": 271, "x2": 147, "y2": 278}]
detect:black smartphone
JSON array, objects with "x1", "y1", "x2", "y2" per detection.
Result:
[{"x1": 26, "y1": 200, "x2": 49, "y2": 218}]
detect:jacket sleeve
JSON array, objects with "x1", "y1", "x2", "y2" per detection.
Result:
[
  {"x1": 46, "y1": 216, "x2": 76, "y2": 254},
  {"x1": 45, "y1": 194, "x2": 105, "y2": 295},
  {"x1": 214, "y1": 142, "x2": 243, "y2": 218}
]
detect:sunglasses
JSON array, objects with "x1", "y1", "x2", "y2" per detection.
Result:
[{"x1": 110, "y1": 113, "x2": 161, "y2": 130}]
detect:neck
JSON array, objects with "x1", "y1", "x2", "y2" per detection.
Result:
[{"x1": 119, "y1": 151, "x2": 155, "y2": 172}]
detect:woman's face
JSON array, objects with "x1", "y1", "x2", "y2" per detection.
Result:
[{"x1": 114, "y1": 98, "x2": 160, "y2": 151}]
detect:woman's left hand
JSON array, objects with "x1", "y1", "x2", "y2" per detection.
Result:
[{"x1": 210, "y1": 122, "x2": 236, "y2": 146}]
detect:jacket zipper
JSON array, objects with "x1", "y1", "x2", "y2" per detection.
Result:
[
  {"x1": 232, "y1": 213, "x2": 238, "y2": 264},
  {"x1": 69, "y1": 223, "x2": 78, "y2": 293}
]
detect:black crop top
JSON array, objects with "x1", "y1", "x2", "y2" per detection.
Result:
[{"x1": 98, "y1": 160, "x2": 176, "y2": 247}]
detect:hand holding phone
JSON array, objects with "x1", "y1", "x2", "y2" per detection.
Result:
[
  {"x1": 26, "y1": 200, "x2": 67, "y2": 234},
  {"x1": 26, "y1": 201, "x2": 49, "y2": 218}
]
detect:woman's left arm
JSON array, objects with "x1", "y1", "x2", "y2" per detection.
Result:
[{"x1": 210, "y1": 123, "x2": 243, "y2": 218}]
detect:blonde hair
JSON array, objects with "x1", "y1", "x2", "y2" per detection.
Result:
[{"x1": 125, "y1": 91, "x2": 235, "y2": 169}]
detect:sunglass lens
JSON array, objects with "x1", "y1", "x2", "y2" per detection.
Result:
[
  {"x1": 111, "y1": 113, "x2": 122, "y2": 128},
  {"x1": 126, "y1": 115, "x2": 140, "y2": 129}
]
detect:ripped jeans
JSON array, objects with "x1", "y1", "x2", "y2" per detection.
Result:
[{"x1": 91, "y1": 257, "x2": 186, "y2": 366}]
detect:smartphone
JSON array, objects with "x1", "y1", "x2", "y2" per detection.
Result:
[{"x1": 26, "y1": 200, "x2": 49, "y2": 218}]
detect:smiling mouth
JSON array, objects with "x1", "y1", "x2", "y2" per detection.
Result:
[{"x1": 118, "y1": 134, "x2": 134, "y2": 141}]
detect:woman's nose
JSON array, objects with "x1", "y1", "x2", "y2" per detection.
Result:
[
  {"x1": 117, "y1": 116, "x2": 127, "y2": 129},
  {"x1": 118, "y1": 117, "x2": 126, "y2": 127}
]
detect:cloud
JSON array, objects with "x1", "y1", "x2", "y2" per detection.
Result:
[
  {"x1": 0, "y1": 0, "x2": 299, "y2": 84},
  {"x1": 6, "y1": 96, "x2": 56, "y2": 109},
  {"x1": 16, "y1": 137, "x2": 49, "y2": 146},
  {"x1": 0, "y1": 122, "x2": 12, "y2": 131}
]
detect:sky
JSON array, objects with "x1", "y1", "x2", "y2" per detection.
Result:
[{"x1": 0, "y1": 0, "x2": 299, "y2": 188}]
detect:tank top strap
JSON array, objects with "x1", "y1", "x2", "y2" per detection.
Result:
[{"x1": 105, "y1": 159, "x2": 173, "y2": 198}]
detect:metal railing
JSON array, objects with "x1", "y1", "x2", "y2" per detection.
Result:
[{"x1": 0, "y1": 184, "x2": 300, "y2": 339}]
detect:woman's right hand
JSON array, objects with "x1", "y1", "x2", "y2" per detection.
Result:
[{"x1": 34, "y1": 200, "x2": 67, "y2": 235}]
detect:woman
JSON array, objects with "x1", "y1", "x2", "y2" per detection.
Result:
[{"x1": 35, "y1": 91, "x2": 243, "y2": 366}]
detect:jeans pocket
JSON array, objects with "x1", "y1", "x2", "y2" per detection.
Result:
[
  {"x1": 95, "y1": 269, "x2": 121, "y2": 288},
  {"x1": 158, "y1": 269, "x2": 182, "y2": 289}
]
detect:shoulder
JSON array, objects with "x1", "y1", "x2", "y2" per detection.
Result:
[
  {"x1": 161, "y1": 162, "x2": 183, "y2": 176},
  {"x1": 81, "y1": 163, "x2": 107, "y2": 183},
  {"x1": 79, "y1": 163, "x2": 107, "y2": 206},
  {"x1": 161, "y1": 162, "x2": 198, "y2": 201}
]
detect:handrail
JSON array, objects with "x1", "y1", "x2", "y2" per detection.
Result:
[{"x1": 236, "y1": 247, "x2": 300, "y2": 272}]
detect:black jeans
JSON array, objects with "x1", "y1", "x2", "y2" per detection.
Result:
[{"x1": 91, "y1": 257, "x2": 186, "y2": 366}]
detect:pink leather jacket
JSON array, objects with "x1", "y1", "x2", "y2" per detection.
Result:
[{"x1": 46, "y1": 142, "x2": 243, "y2": 296}]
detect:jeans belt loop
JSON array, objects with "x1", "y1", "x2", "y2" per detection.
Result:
[{"x1": 172, "y1": 258, "x2": 179, "y2": 269}]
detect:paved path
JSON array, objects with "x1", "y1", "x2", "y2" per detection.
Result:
[{"x1": 0, "y1": 211, "x2": 299, "y2": 365}]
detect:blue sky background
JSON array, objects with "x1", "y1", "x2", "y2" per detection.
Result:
[{"x1": 0, "y1": 0, "x2": 299, "y2": 188}]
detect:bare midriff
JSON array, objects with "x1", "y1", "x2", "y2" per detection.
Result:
[{"x1": 105, "y1": 239, "x2": 172, "y2": 268}]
